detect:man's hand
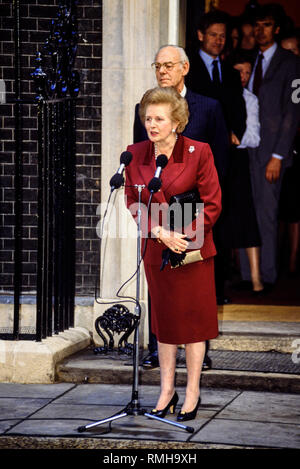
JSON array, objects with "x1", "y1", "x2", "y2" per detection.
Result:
[
  {"x1": 265, "y1": 156, "x2": 282, "y2": 183},
  {"x1": 231, "y1": 132, "x2": 241, "y2": 146}
]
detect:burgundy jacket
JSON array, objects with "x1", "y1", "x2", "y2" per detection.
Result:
[{"x1": 125, "y1": 135, "x2": 222, "y2": 266}]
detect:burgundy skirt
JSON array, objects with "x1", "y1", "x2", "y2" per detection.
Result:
[{"x1": 144, "y1": 256, "x2": 218, "y2": 344}]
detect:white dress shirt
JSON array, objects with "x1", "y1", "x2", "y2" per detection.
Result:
[{"x1": 238, "y1": 88, "x2": 260, "y2": 149}]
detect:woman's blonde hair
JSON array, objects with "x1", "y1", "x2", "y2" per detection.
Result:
[{"x1": 138, "y1": 87, "x2": 189, "y2": 134}]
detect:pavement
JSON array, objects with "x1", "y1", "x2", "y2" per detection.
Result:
[
  {"x1": 0, "y1": 374, "x2": 299, "y2": 452},
  {"x1": 1, "y1": 314, "x2": 299, "y2": 454}
]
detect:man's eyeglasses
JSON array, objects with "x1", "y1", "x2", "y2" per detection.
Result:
[{"x1": 151, "y1": 61, "x2": 183, "y2": 71}]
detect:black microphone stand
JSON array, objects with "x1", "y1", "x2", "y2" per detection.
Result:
[{"x1": 77, "y1": 184, "x2": 194, "y2": 434}]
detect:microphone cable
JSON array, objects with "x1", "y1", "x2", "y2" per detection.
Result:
[
  {"x1": 94, "y1": 187, "x2": 153, "y2": 317},
  {"x1": 94, "y1": 188, "x2": 119, "y2": 304},
  {"x1": 94, "y1": 154, "x2": 168, "y2": 314},
  {"x1": 114, "y1": 192, "x2": 154, "y2": 315}
]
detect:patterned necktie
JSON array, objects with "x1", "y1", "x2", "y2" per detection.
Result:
[
  {"x1": 212, "y1": 59, "x2": 221, "y2": 86},
  {"x1": 253, "y1": 53, "x2": 263, "y2": 96}
]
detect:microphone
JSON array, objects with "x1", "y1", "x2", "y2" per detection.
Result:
[
  {"x1": 110, "y1": 151, "x2": 133, "y2": 191},
  {"x1": 148, "y1": 154, "x2": 168, "y2": 193}
]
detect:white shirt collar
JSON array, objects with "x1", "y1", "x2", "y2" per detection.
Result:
[
  {"x1": 248, "y1": 42, "x2": 278, "y2": 92},
  {"x1": 260, "y1": 42, "x2": 277, "y2": 62},
  {"x1": 180, "y1": 84, "x2": 187, "y2": 97},
  {"x1": 199, "y1": 48, "x2": 219, "y2": 66}
]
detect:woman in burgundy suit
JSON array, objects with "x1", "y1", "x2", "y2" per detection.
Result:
[{"x1": 125, "y1": 87, "x2": 221, "y2": 421}]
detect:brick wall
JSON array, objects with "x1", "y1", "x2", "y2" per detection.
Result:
[{"x1": 0, "y1": 0, "x2": 102, "y2": 296}]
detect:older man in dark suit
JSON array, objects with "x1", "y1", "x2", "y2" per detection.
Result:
[
  {"x1": 239, "y1": 4, "x2": 300, "y2": 287},
  {"x1": 134, "y1": 45, "x2": 229, "y2": 181},
  {"x1": 134, "y1": 44, "x2": 229, "y2": 370}
]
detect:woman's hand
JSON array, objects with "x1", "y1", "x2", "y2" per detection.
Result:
[{"x1": 158, "y1": 227, "x2": 189, "y2": 253}]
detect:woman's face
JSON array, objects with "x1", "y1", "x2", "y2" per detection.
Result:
[
  {"x1": 233, "y1": 62, "x2": 252, "y2": 88},
  {"x1": 144, "y1": 103, "x2": 178, "y2": 145}
]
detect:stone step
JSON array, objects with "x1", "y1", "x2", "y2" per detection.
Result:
[
  {"x1": 56, "y1": 318, "x2": 300, "y2": 393},
  {"x1": 56, "y1": 317, "x2": 300, "y2": 393},
  {"x1": 218, "y1": 303, "x2": 300, "y2": 322},
  {"x1": 211, "y1": 320, "x2": 300, "y2": 353},
  {"x1": 56, "y1": 347, "x2": 300, "y2": 394}
]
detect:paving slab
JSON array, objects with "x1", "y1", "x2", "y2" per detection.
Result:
[
  {"x1": 0, "y1": 383, "x2": 74, "y2": 398},
  {"x1": 0, "y1": 421, "x2": 20, "y2": 433},
  {"x1": 0, "y1": 398, "x2": 52, "y2": 420},
  {"x1": 5, "y1": 411, "x2": 210, "y2": 443},
  {"x1": 191, "y1": 419, "x2": 300, "y2": 449},
  {"x1": 214, "y1": 391, "x2": 300, "y2": 424},
  {"x1": 0, "y1": 383, "x2": 299, "y2": 449},
  {"x1": 52, "y1": 384, "x2": 239, "y2": 408}
]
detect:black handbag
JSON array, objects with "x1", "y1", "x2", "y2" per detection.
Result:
[
  {"x1": 160, "y1": 188, "x2": 203, "y2": 271},
  {"x1": 168, "y1": 188, "x2": 202, "y2": 231}
]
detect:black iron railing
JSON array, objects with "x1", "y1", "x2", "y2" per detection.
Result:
[
  {"x1": 32, "y1": 1, "x2": 80, "y2": 341},
  {"x1": 3, "y1": 0, "x2": 80, "y2": 341},
  {"x1": 35, "y1": 96, "x2": 77, "y2": 341}
]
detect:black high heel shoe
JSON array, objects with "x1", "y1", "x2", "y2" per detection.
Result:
[
  {"x1": 177, "y1": 397, "x2": 201, "y2": 422},
  {"x1": 150, "y1": 392, "x2": 179, "y2": 418}
]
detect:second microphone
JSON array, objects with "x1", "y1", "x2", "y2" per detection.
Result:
[{"x1": 148, "y1": 154, "x2": 168, "y2": 193}]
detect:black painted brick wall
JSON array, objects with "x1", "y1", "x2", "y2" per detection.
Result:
[{"x1": 0, "y1": 0, "x2": 102, "y2": 295}]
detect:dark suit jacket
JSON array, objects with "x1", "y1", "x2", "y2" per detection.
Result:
[
  {"x1": 185, "y1": 50, "x2": 247, "y2": 141},
  {"x1": 250, "y1": 46, "x2": 300, "y2": 167},
  {"x1": 133, "y1": 88, "x2": 229, "y2": 181}
]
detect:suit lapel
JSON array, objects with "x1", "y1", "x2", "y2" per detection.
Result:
[
  {"x1": 137, "y1": 136, "x2": 188, "y2": 203},
  {"x1": 138, "y1": 140, "x2": 167, "y2": 204},
  {"x1": 161, "y1": 135, "x2": 187, "y2": 193},
  {"x1": 138, "y1": 140, "x2": 156, "y2": 190},
  {"x1": 198, "y1": 55, "x2": 213, "y2": 85},
  {"x1": 185, "y1": 88, "x2": 195, "y2": 106},
  {"x1": 263, "y1": 47, "x2": 284, "y2": 82},
  {"x1": 185, "y1": 89, "x2": 198, "y2": 114}
]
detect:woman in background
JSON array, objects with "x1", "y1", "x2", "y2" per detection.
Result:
[{"x1": 227, "y1": 53, "x2": 263, "y2": 294}]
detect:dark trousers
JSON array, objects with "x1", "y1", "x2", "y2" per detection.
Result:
[{"x1": 213, "y1": 178, "x2": 231, "y2": 300}]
